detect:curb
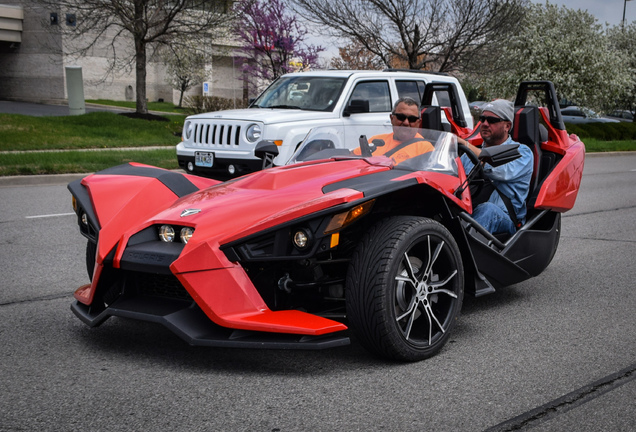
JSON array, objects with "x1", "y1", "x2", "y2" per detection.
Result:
[{"x1": 0, "y1": 172, "x2": 89, "y2": 187}]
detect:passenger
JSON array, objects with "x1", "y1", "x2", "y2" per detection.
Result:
[
  {"x1": 352, "y1": 97, "x2": 434, "y2": 164},
  {"x1": 459, "y1": 99, "x2": 533, "y2": 235}
]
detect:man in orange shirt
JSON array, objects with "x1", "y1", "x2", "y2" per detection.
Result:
[{"x1": 353, "y1": 97, "x2": 434, "y2": 164}]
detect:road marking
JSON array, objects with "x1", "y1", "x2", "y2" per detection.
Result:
[{"x1": 26, "y1": 212, "x2": 75, "y2": 219}]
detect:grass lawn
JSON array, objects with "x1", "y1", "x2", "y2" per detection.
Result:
[
  {"x1": 0, "y1": 148, "x2": 179, "y2": 176},
  {"x1": 0, "y1": 108, "x2": 634, "y2": 176},
  {"x1": 580, "y1": 138, "x2": 636, "y2": 152},
  {"x1": 0, "y1": 112, "x2": 184, "y2": 151}
]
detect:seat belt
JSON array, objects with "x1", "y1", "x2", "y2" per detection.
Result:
[{"x1": 494, "y1": 187, "x2": 521, "y2": 230}]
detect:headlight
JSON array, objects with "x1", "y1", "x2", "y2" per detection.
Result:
[
  {"x1": 183, "y1": 121, "x2": 194, "y2": 140},
  {"x1": 246, "y1": 124, "x2": 262, "y2": 142},
  {"x1": 292, "y1": 229, "x2": 311, "y2": 250},
  {"x1": 158, "y1": 225, "x2": 176, "y2": 242},
  {"x1": 180, "y1": 227, "x2": 194, "y2": 244}
]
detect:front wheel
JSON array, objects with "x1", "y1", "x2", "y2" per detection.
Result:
[{"x1": 346, "y1": 216, "x2": 464, "y2": 361}]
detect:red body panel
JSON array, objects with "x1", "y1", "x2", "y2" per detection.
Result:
[
  {"x1": 74, "y1": 159, "x2": 419, "y2": 335},
  {"x1": 533, "y1": 108, "x2": 586, "y2": 212}
]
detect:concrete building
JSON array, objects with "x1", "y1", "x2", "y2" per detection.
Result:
[{"x1": 0, "y1": 1, "x2": 246, "y2": 105}]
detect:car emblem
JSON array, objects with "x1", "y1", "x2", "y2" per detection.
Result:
[{"x1": 180, "y1": 208, "x2": 201, "y2": 217}]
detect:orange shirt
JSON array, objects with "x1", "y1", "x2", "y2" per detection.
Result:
[{"x1": 353, "y1": 132, "x2": 434, "y2": 164}]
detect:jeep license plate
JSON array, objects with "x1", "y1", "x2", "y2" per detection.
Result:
[{"x1": 195, "y1": 152, "x2": 214, "y2": 168}]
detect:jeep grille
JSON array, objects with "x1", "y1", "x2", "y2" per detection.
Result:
[{"x1": 191, "y1": 121, "x2": 241, "y2": 148}]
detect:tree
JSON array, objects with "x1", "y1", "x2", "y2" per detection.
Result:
[
  {"x1": 474, "y1": 2, "x2": 632, "y2": 111},
  {"x1": 606, "y1": 22, "x2": 636, "y2": 118},
  {"x1": 233, "y1": 0, "x2": 323, "y2": 93},
  {"x1": 38, "y1": 0, "x2": 233, "y2": 114},
  {"x1": 329, "y1": 41, "x2": 384, "y2": 70},
  {"x1": 163, "y1": 45, "x2": 207, "y2": 108},
  {"x1": 291, "y1": 0, "x2": 527, "y2": 73}
]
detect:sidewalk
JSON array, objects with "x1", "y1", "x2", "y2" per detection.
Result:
[{"x1": 0, "y1": 99, "x2": 183, "y2": 117}]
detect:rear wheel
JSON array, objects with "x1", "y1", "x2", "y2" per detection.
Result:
[{"x1": 346, "y1": 216, "x2": 464, "y2": 361}]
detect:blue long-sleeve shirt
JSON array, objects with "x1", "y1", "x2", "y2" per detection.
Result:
[{"x1": 461, "y1": 136, "x2": 534, "y2": 224}]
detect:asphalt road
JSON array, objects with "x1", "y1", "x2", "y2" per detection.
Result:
[{"x1": 0, "y1": 154, "x2": 634, "y2": 431}]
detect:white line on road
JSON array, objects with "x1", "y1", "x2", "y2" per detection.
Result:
[{"x1": 26, "y1": 212, "x2": 75, "y2": 219}]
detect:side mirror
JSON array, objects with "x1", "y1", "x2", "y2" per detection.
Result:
[
  {"x1": 479, "y1": 144, "x2": 521, "y2": 167},
  {"x1": 344, "y1": 99, "x2": 370, "y2": 117},
  {"x1": 255, "y1": 140, "x2": 279, "y2": 169}
]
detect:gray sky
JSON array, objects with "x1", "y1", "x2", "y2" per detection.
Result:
[{"x1": 533, "y1": 0, "x2": 635, "y2": 25}]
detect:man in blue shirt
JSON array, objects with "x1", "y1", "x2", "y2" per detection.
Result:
[{"x1": 460, "y1": 99, "x2": 534, "y2": 235}]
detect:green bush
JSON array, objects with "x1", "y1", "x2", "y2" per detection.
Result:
[
  {"x1": 183, "y1": 96, "x2": 247, "y2": 115},
  {"x1": 564, "y1": 121, "x2": 636, "y2": 141}
]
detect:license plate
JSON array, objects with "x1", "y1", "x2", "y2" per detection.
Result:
[{"x1": 195, "y1": 152, "x2": 214, "y2": 167}]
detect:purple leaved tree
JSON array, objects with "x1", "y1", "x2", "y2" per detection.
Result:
[{"x1": 233, "y1": 0, "x2": 324, "y2": 95}]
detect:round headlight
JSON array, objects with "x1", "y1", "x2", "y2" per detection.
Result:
[
  {"x1": 183, "y1": 121, "x2": 194, "y2": 140},
  {"x1": 246, "y1": 124, "x2": 262, "y2": 142},
  {"x1": 180, "y1": 227, "x2": 194, "y2": 244},
  {"x1": 293, "y1": 229, "x2": 310, "y2": 249},
  {"x1": 81, "y1": 212, "x2": 88, "y2": 225},
  {"x1": 158, "y1": 225, "x2": 175, "y2": 242}
]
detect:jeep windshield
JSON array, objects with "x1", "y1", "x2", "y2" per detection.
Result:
[
  {"x1": 250, "y1": 76, "x2": 348, "y2": 112},
  {"x1": 288, "y1": 124, "x2": 459, "y2": 176}
]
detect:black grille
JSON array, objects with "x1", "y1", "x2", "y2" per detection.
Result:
[{"x1": 128, "y1": 272, "x2": 192, "y2": 301}]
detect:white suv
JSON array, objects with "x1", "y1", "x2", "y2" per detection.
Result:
[{"x1": 176, "y1": 70, "x2": 473, "y2": 178}]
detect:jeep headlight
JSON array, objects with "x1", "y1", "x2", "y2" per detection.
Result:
[
  {"x1": 246, "y1": 124, "x2": 262, "y2": 142},
  {"x1": 183, "y1": 121, "x2": 194, "y2": 140}
]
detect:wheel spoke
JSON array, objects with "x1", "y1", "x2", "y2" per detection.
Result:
[
  {"x1": 395, "y1": 297, "x2": 417, "y2": 322},
  {"x1": 429, "y1": 270, "x2": 459, "y2": 298},
  {"x1": 425, "y1": 303, "x2": 446, "y2": 333},
  {"x1": 401, "y1": 251, "x2": 418, "y2": 282},
  {"x1": 402, "y1": 304, "x2": 419, "y2": 341},
  {"x1": 425, "y1": 239, "x2": 445, "y2": 277}
]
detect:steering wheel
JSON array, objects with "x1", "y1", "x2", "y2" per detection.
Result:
[{"x1": 458, "y1": 142, "x2": 487, "y2": 200}]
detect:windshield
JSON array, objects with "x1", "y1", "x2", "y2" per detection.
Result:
[
  {"x1": 288, "y1": 124, "x2": 459, "y2": 176},
  {"x1": 251, "y1": 76, "x2": 347, "y2": 111}
]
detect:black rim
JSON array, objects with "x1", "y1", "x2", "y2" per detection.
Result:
[{"x1": 393, "y1": 233, "x2": 460, "y2": 348}]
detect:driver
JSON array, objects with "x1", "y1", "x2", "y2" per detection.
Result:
[
  {"x1": 459, "y1": 99, "x2": 533, "y2": 235},
  {"x1": 352, "y1": 97, "x2": 434, "y2": 164}
]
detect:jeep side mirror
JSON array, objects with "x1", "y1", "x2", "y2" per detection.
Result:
[
  {"x1": 344, "y1": 99, "x2": 370, "y2": 117},
  {"x1": 479, "y1": 144, "x2": 521, "y2": 167}
]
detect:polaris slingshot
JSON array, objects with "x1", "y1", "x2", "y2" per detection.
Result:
[{"x1": 68, "y1": 81, "x2": 585, "y2": 361}]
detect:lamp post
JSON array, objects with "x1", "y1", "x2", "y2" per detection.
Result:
[{"x1": 624, "y1": 0, "x2": 634, "y2": 28}]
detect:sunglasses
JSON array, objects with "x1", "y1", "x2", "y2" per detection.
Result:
[
  {"x1": 393, "y1": 113, "x2": 420, "y2": 123},
  {"x1": 479, "y1": 115, "x2": 506, "y2": 124}
]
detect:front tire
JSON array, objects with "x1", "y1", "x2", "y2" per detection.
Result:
[
  {"x1": 346, "y1": 216, "x2": 464, "y2": 361},
  {"x1": 86, "y1": 240, "x2": 96, "y2": 281}
]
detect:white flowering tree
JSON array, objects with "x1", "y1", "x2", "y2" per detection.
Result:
[
  {"x1": 606, "y1": 22, "x2": 636, "y2": 117},
  {"x1": 163, "y1": 45, "x2": 207, "y2": 108},
  {"x1": 475, "y1": 2, "x2": 631, "y2": 111}
]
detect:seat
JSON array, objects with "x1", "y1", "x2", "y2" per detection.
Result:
[
  {"x1": 420, "y1": 105, "x2": 447, "y2": 131},
  {"x1": 511, "y1": 105, "x2": 542, "y2": 193}
]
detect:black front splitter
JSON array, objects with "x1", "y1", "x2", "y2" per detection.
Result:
[{"x1": 71, "y1": 296, "x2": 350, "y2": 350}]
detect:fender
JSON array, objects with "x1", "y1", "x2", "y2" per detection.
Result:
[{"x1": 68, "y1": 163, "x2": 219, "y2": 279}]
